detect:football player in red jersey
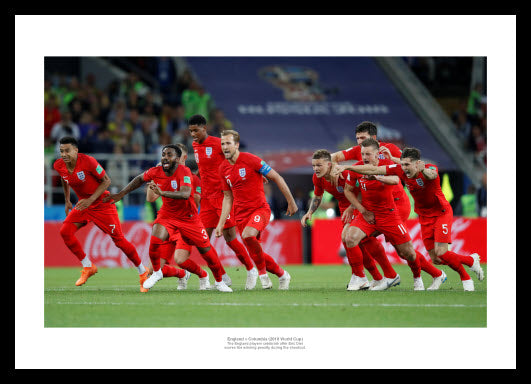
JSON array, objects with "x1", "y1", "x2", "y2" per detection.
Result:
[
  {"x1": 189, "y1": 115, "x2": 259, "y2": 290},
  {"x1": 335, "y1": 146, "x2": 484, "y2": 291},
  {"x1": 104, "y1": 144, "x2": 232, "y2": 292},
  {"x1": 146, "y1": 143, "x2": 212, "y2": 290},
  {"x1": 215, "y1": 130, "x2": 298, "y2": 290},
  {"x1": 53, "y1": 137, "x2": 149, "y2": 290}
]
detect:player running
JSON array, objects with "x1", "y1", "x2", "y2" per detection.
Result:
[
  {"x1": 215, "y1": 130, "x2": 298, "y2": 289},
  {"x1": 301, "y1": 149, "x2": 398, "y2": 291},
  {"x1": 189, "y1": 115, "x2": 259, "y2": 289},
  {"x1": 104, "y1": 144, "x2": 232, "y2": 292},
  {"x1": 53, "y1": 136, "x2": 149, "y2": 291},
  {"x1": 145, "y1": 143, "x2": 213, "y2": 290},
  {"x1": 334, "y1": 146, "x2": 484, "y2": 291}
]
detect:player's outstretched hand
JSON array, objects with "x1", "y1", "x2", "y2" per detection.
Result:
[
  {"x1": 301, "y1": 211, "x2": 312, "y2": 227},
  {"x1": 74, "y1": 199, "x2": 92, "y2": 211},
  {"x1": 64, "y1": 201, "x2": 73, "y2": 216},
  {"x1": 341, "y1": 206, "x2": 354, "y2": 225},
  {"x1": 330, "y1": 163, "x2": 346, "y2": 187},
  {"x1": 362, "y1": 210, "x2": 376, "y2": 225},
  {"x1": 148, "y1": 181, "x2": 163, "y2": 196},
  {"x1": 285, "y1": 202, "x2": 299, "y2": 217},
  {"x1": 379, "y1": 146, "x2": 391, "y2": 159},
  {"x1": 214, "y1": 224, "x2": 224, "y2": 238}
]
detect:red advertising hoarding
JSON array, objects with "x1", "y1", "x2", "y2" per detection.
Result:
[
  {"x1": 311, "y1": 217, "x2": 487, "y2": 264},
  {"x1": 44, "y1": 220, "x2": 303, "y2": 267}
]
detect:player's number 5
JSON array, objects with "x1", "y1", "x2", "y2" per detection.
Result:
[{"x1": 442, "y1": 224, "x2": 448, "y2": 234}]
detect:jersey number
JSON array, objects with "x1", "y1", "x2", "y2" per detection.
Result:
[
  {"x1": 442, "y1": 224, "x2": 448, "y2": 234},
  {"x1": 109, "y1": 224, "x2": 116, "y2": 234}
]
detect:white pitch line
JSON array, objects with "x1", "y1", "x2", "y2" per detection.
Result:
[{"x1": 50, "y1": 302, "x2": 486, "y2": 308}]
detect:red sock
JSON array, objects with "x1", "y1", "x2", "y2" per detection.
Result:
[
  {"x1": 113, "y1": 237, "x2": 142, "y2": 267},
  {"x1": 243, "y1": 237, "x2": 266, "y2": 274},
  {"x1": 200, "y1": 247, "x2": 225, "y2": 282},
  {"x1": 438, "y1": 251, "x2": 471, "y2": 280},
  {"x1": 417, "y1": 251, "x2": 442, "y2": 277},
  {"x1": 457, "y1": 253, "x2": 474, "y2": 267},
  {"x1": 360, "y1": 242, "x2": 383, "y2": 280},
  {"x1": 361, "y1": 237, "x2": 397, "y2": 278},
  {"x1": 59, "y1": 222, "x2": 86, "y2": 261},
  {"x1": 178, "y1": 259, "x2": 208, "y2": 278},
  {"x1": 345, "y1": 245, "x2": 365, "y2": 277},
  {"x1": 264, "y1": 253, "x2": 284, "y2": 277},
  {"x1": 149, "y1": 236, "x2": 164, "y2": 271},
  {"x1": 161, "y1": 264, "x2": 186, "y2": 278},
  {"x1": 406, "y1": 253, "x2": 422, "y2": 278},
  {"x1": 226, "y1": 238, "x2": 255, "y2": 270}
]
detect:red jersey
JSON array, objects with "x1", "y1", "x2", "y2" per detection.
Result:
[
  {"x1": 347, "y1": 160, "x2": 398, "y2": 215},
  {"x1": 193, "y1": 135, "x2": 225, "y2": 199},
  {"x1": 312, "y1": 170, "x2": 353, "y2": 213},
  {"x1": 192, "y1": 173, "x2": 201, "y2": 199},
  {"x1": 53, "y1": 153, "x2": 110, "y2": 205},
  {"x1": 143, "y1": 164, "x2": 196, "y2": 220},
  {"x1": 219, "y1": 152, "x2": 271, "y2": 220},
  {"x1": 342, "y1": 141, "x2": 402, "y2": 162},
  {"x1": 386, "y1": 163, "x2": 451, "y2": 217}
]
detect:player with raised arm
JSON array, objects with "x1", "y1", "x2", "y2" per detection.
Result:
[
  {"x1": 301, "y1": 149, "x2": 397, "y2": 291},
  {"x1": 53, "y1": 136, "x2": 149, "y2": 291},
  {"x1": 335, "y1": 146, "x2": 484, "y2": 291},
  {"x1": 104, "y1": 144, "x2": 232, "y2": 292},
  {"x1": 215, "y1": 130, "x2": 298, "y2": 290},
  {"x1": 189, "y1": 115, "x2": 259, "y2": 290},
  {"x1": 145, "y1": 143, "x2": 212, "y2": 290}
]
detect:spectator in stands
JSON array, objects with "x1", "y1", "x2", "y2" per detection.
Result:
[
  {"x1": 209, "y1": 108, "x2": 233, "y2": 137},
  {"x1": 127, "y1": 108, "x2": 143, "y2": 133},
  {"x1": 468, "y1": 124, "x2": 487, "y2": 165},
  {"x1": 77, "y1": 111, "x2": 98, "y2": 141},
  {"x1": 454, "y1": 184, "x2": 479, "y2": 218},
  {"x1": 50, "y1": 110, "x2": 80, "y2": 156},
  {"x1": 155, "y1": 57, "x2": 177, "y2": 102},
  {"x1": 131, "y1": 116, "x2": 158, "y2": 154},
  {"x1": 45, "y1": 93, "x2": 62, "y2": 139},
  {"x1": 453, "y1": 107, "x2": 472, "y2": 143},
  {"x1": 107, "y1": 101, "x2": 133, "y2": 152},
  {"x1": 181, "y1": 80, "x2": 213, "y2": 120},
  {"x1": 477, "y1": 172, "x2": 487, "y2": 217},
  {"x1": 467, "y1": 83, "x2": 484, "y2": 126},
  {"x1": 293, "y1": 187, "x2": 308, "y2": 218},
  {"x1": 264, "y1": 183, "x2": 282, "y2": 220}
]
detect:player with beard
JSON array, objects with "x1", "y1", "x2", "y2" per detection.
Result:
[
  {"x1": 53, "y1": 136, "x2": 149, "y2": 291},
  {"x1": 215, "y1": 130, "x2": 298, "y2": 289},
  {"x1": 189, "y1": 115, "x2": 259, "y2": 290},
  {"x1": 104, "y1": 144, "x2": 232, "y2": 292}
]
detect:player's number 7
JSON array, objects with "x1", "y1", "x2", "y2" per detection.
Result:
[{"x1": 110, "y1": 224, "x2": 115, "y2": 234}]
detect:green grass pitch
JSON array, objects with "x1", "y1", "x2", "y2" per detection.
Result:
[{"x1": 44, "y1": 264, "x2": 486, "y2": 327}]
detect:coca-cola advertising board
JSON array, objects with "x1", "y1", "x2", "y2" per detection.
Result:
[
  {"x1": 44, "y1": 220, "x2": 303, "y2": 267},
  {"x1": 311, "y1": 217, "x2": 487, "y2": 264}
]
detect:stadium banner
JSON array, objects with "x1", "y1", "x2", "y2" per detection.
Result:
[
  {"x1": 44, "y1": 220, "x2": 303, "y2": 267},
  {"x1": 311, "y1": 217, "x2": 487, "y2": 264}
]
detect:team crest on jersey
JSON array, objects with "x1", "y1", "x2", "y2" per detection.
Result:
[
  {"x1": 76, "y1": 171, "x2": 85, "y2": 181},
  {"x1": 336, "y1": 186, "x2": 344, "y2": 193},
  {"x1": 239, "y1": 168, "x2": 246, "y2": 178},
  {"x1": 205, "y1": 147, "x2": 212, "y2": 157},
  {"x1": 171, "y1": 180, "x2": 178, "y2": 190},
  {"x1": 416, "y1": 178, "x2": 424, "y2": 187}
]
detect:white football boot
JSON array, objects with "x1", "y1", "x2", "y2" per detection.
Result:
[
  {"x1": 143, "y1": 269, "x2": 163, "y2": 290},
  {"x1": 177, "y1": 270, "x2": 191, "y2": 290},
  {"x1": 214, "y1": 280, "x2": 233, "y2": 292},
  {"x1": 259, "y1": 273, "x2": 273, "y2": 289},
  {"x1": 462, "y1": 279, "x2": 475, "y2": 291},
  {"x1": 347, "y1": 275, "x2": 370, "y2": 291},
  {"x1": 469, "y1": 253, "x2": 485, "y2": 281},
  {"x1": 368, "y1": 278, "x2": 388, "y2": 291},
  {"x1": 278, "y1": 270, "x2": 291, "y2": 290},
  {"x1": 413, "y1": 277, "x2": 425, "y2": 291},
  {"x1": 427, "y1": 271, "x2": 447, "y2": 291},
  {"x1": 199, "y1": 272, "x2": 212, "y2": 290},
  {"x1": 245, "y1": 267, "x2": 259, "y2": 290},
  {"x1": 386, "y1": 274, "x2": 401, "y2": 289},
  {"x1": 222, "y1": 273, "x2": 232, "y2": 287}
]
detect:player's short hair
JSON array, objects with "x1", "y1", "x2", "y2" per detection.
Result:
[
  {"x1": 162, "y1": 144, "x2": 182, "y2": 158},
  {"x1": 59, "y1": 136, "x2": 78, "y2": 147},
  {"x1": 221, "y1": 130, "x2": 240, "y2": 143},
  {"x1": 360, "y1": 138, "x2": 379, "y2": 151},
  {"x1": 175, "y1": 143, "x2": 187, "y2": 155},
  {"x1": 188, "y1": 114, "x2": 207, "y2": 126},
  {"x1": 356, "y1": 121, "x2": 378, "y2": 137},
  {"x1": 401, "y1": 147, "x2": 421, "y2": 161},
  {"x1": 312, "y1": 149, "x2": 332, "y2": 161}
]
